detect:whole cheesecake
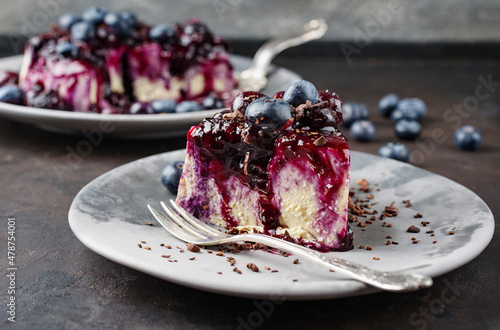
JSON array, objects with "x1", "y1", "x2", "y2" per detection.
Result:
[
  {"x1": 18, "y1": 7, "x2": 235, "y2": 113},
  {"x1": 176, "y1": 80, "x2": 353, "y2": 251}
]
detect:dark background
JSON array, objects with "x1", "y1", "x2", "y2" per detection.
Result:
[{"x1": 0, "y1": 1, "x2": 499, "y2": 329}]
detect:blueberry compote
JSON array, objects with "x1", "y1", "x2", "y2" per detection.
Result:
[{"x1": 183, "y1": 89, "x2": 353, "y2": 251}]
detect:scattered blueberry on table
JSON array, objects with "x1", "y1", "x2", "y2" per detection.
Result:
[
  {"x1": 342, "y1": 102, "x2": 370, "y2": 127},
  {"x1": 148, "y1": 100, "x2": 177, "y2": 114},
  {"x1": 0, "y1": 85, "x2": 24, "y2": 105},
  {"x1": 161, "y1": 161, "x2": 185, "y2": 194},
  {"x1": 391, "y1": 98, "x2": 426, "y2": 122},
  {"x1": 175, "y1": 101, "x2": 203, "y2": 113},
  {"x1": 202, "y1": 95, "x2": 225, "y2": 110},
  {"x1": 454, "y1": 125, "x2": 482, "y2": 151},
  {"x1": 349, "y1": 119, "x2": 376, "y2": 142},
  {"x1": 378, "y1": 93, "x2": 399, "y2": 117},
  {"x1": 378, "y1": 143, "x2": 410, "y2": 162},
  {"x1": 394, "y1": 119, "x2": 422, "y2": 140}
]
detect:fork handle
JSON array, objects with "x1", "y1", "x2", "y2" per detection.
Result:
[{"x1": 233, "y1": 233, "x2": 433, "y2": 292}]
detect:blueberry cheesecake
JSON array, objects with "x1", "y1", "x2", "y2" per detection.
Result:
[
  {"x1": 176, "y1": 80, "x2": 353, "y2": 251},
  {"x1": 15, "y1": 7, "x2": 235, "y2": 113}
]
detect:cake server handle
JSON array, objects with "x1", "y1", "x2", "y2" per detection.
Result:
[{"x1": 238, "y1": 18, "x2": 328, "y2": 91}]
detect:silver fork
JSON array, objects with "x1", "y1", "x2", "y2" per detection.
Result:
[{"x1": 147, "y1": 200, "x2": 433, "y2": 292}]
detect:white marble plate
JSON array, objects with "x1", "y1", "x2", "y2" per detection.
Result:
[
  {"x1": 0, "y1": 55, "x2": 301, "y2": 139},
  {"x1": 68, "y1": 150, "x2": 494, "y2": 300}
]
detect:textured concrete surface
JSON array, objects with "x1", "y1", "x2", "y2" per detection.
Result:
[{"x1": 0, "y1": 0, "x2": 499, "y2": 43}]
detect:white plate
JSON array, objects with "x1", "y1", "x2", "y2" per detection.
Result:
[
  {"x1": 68, "y1": 150, "x2": 494, "y2": 300},
  {"x1": 0, "y1": 55, "x2": 301, "y2": 139}
]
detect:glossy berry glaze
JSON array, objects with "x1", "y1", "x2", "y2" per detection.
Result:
[
  {"x1": 18, "y1": 17, "x2": 234, "y2": 113},
  {"x1": 177, "y1": 90, "x2": 353, "y2": 251}
]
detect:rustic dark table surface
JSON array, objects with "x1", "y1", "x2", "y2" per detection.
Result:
[{"x1": 0, "y1": 43, "x2": 499, "y2": 329}]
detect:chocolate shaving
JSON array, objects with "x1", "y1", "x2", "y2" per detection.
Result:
[
  {"x1": 246, "y1": 263, "x2": 259, "y2": 272},
  {"x1": 187, "y1": 243, "x2": 201, "y2": 252},
  {"x1": 407, "y1": 225, "x2": 420, "y2": 233},
  {"x1": 313, "y1": 135, "x2": 326, "y2": 147},
  {"x1": 243, "y1": 152, "x2": 250, "y2": 175}
]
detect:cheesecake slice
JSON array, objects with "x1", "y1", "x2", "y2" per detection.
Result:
[
  {"x1": 176, "y1": 81, "x2": 353, "y2": 251},
  {"x1": 18, "y1": 8, "x2": 235, "y2": 113}
]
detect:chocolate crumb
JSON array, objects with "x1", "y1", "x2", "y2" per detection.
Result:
[
  {"x1": 166, "y1": 245, "x2": 172, "y2": 249},
  {"x1": 412, "y1": 240, "x2": 420, "y2": 244},
  {"x1": 431, "y1": 234, "x2": 435, "y2": 237},
  {"x1": 329, "y1": 269, "x2": 335, "y2": 272},
  {"x1": 414, "y1": 213, "x2": 423, "y2": 218},
  {"x1": 426, "y1": 230, "x2": 434, "y2": 234},
  {"x1": 366, "y1": 246, "x2": 373, "y2": 250},
  {"x1": 138, "y1": 244, "x2": 142, "y2": 248},
  {"x1": 189, "y1": 257, "x2": 196, "y2": 260},
  {"x1": 293, "y1": 259, "x2": 299, "y2": 264},
  {"x1": 202, "y1": 205, "x2": 209, "y2": 210},
  {"x1": 386, "y1": 241, "x2": 391, "y2": 245},
  {"x1": 449, "y1": 231, "x2": 455, "y2": 235},
  {"x1": 271, "y1": 270, "x2": 279, "y2": 273},
  {"x1": 264, "y1": 266, "x2": 271, "y2": 270},
  {"x1": 145, "y1": 222, "x2": 153, "y2": 226},
  {"x1": 217, "y1": 271, "x2": 222, "y2": 274},
  {"x1": 216, "y1": 252, "x2": 224, "y2": 256},
  {"x1": 313, "y1": 136, "x2": 326, "y2": 147},
  {"x1": 145, "y1": 246, "x2": 151, "y2": 250},
  {"x1": 359, "y1": 245, "x2": 365, "y2": 249},
  {"x1": 247, "y1": 263, "x2": 259, "y2": 272},
  {"x1": 233, "y1": 267, "x2": 242, "y2": 274},
  {"x1": 421, "y1": 221, "x2": 430, "y2": 226},
  {"x1": 373, "y1": 257, "x2": 380, "y2": 260},
  {"x1": 292, "y1": 279, "x2": 298, "y2": 282},
  {"x1": 386, "y1": 235, "x2": 392, "y2": 239},
  {"x1": 141, "y1": 241, "x2": 146, "y2": 244},
  {"x1": 407, "y1": 225, "x2": 421, "y2": 233},
  {"x1": 160, "y1": 243, "x2": 165, "y2": 246},
  {"x1": 392, "y1": 241, "x2": 399, "y2": 245},
  {"x1": 187, "y1": 243, "x2": 201, "y2": 252},
  {"x1": 433, "y1": 241, "x2": 437, "y2": 244},
  {"x1": 207, "y1": 250, "x2": 213, "y2": 254},
  {"x1": 162, "y1": 255, "x2": 171, "y2": 258}
]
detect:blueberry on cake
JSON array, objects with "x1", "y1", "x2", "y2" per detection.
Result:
[
  {"x1": 17, "y1": 7, "x2": 235, "y2": 113},
  {"x1": 176, "y1": 80, "x2": 353, "y2": 251}
]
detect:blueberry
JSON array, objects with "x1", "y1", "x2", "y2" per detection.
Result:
[
  {"x1": 71, "y1": 21, "x2": 95, "y2": 41},
  {"x1": 58, "y1": 13, "x2": 81, "y2": 30},
  {"x1": 392, "y1": 98, "x2": 426, "y2": 122},
  {"x1": 82, "y1": 6, "x2": 107, "y2": 24},
  {"x1": 56, "y1": 42, "x2": 79, "y2": 58},
  {"x1": 104, "y1": 13, "x2": 129, "y2": 37},
  {"x1": 283, "y1": 80, "x2": 318, "y2": 107},
  {"x1": 120, "y1": 11, "x2": 137, "y2": 28},
  {"x1": 0, "y1": 85, "x2": 23, "y2": 105},
  {"x1": 378, "y1": 143, "x2": 410, "y2": 162},
  {"x1": 148, "y1": 99, "x2": 177, "y2": 113},
  {"x1": 202, "y1": 96, "x2": 224, "y2": 110},
  {"x1": 130, "y1": 101, "x2": 153, "y2": 114},
  {"x1": 349, "y1": 119, "x2": 376, "y2": 142},
  {"x1": 161, "y1": 161, "x2": 184, "y2": 194},
  {"x1": 454, "y1": 125, "x2": 482, "y2": 151},
  {"x1": 342, "y1": 102, "x2": 370, "y2": 127},
  {"x1": 175, "y1": 101, "x2": 202, "y2": 113},
  {"x1": 394, "y1": 119, "x2": 422, "y2": 140},
  {"x1": 378, "y1": 93, "x2": 399, "y2": 117},
  {"x1": 149, "y1": 24, "x2": 176, "y2": 42},
  {"x1": 246, "y1": 97, "x2": 294, "y2": 131}
]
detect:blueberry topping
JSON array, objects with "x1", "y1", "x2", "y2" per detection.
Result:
[
  {"x1": 392, "y1": 98, "x2": 426, "y2": 121},
  {"x1": 120, "y1": 11, "x2": 137, "y2": 28},
  {"x1": 58, "y1": 13, "x2": 81, "y2": 30},
  {"x1": 71, "y1": 21, "x2": 95, "y2": 41},
  {"x1": 148, "y1": 99, "x2": 177, "y2": 113},
  {"x1": 378, "y1": 142, "x2": 410, "y2": 162},
  {"x1": 161, "y1": 161, "x2": 184, "y2": 194},
  {"x1": 0, "y1": 85, "x2": 24, "y2": 105},
  {"x1": 149, "y1": 24, "x2": 176, "y2": 43},
  {"x1": 82, "y1": 6, "x2": 107, "y2": 24},
  {"x1": 104, "y1": 13, "x2": 129, "y2": 37},
  {"x1": 378, "y1": 93, "x2": 399, "y2": 117},
  {"x1": 175, "y1": 101, "x2": 203, "y2": 113},
  {"x1": 231, "y1": 91, "x2": 266, "y2": 114},
  {"x1": 283, "y1": 80, "x2": 319, "y2": 107},
  {"x1": 394, "y1": 119, "x2": 422, "y2": 140},
  {"x1": 342, "y1": 102, "x2": 370, "y2": 127},
  {"x1": 454, "y1": 125, "x2": 482, "y2": 151},
  {"x1": 246, "y1": 97, "x2": 294, "y2": 131},
  {"x1": 202, "y1": 95, "x2": 224, "y2": 110},
  {"x1": 56, "y1": 42, "x2": 79, "y2": 58},
  {"x1": 130, "y1": 101, "x2": 153, "y2": 114},
  {"x1": 349, "y1": 119, "x2": 376, "y2": 142}
]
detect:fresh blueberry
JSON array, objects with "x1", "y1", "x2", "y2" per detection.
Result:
[
  {"x1": 231, "y1": 91, "x2": 266, "y2": 114},
  {"x1": 161, "y1": 161, "x2": 184, "y2": 194},
  {"x1": 148, "y1": 99, "x2": 177, "y2": 113},
  {"x1": 246, "y1": 97, "x2": 294, "y2": 131},
  {"x1": 56, "y1": 42, "x2": 79, "y2": 58},
  {"x1": 175, "y1": 101, "x2": 202, "y2": 113},
  {"x1": 283, "y1": 80, "x2": 318, "y2": 107},
  {"x1": 378, "y1": 93, "x2": 399, "y2": 117},
  {"x1": 82, "y1": 6, "x2": 107, "y2": 24},
  {"x1": 349, "y1": 119, "x2": 376, "y2": 142},
  {"x1": 104, "y1": 13, "x2": 129, "y2": 37},
  {"x1": 0, "y1": 85, "x2": 23, "y2": 105},
  {"x1": 71, "y1": 21, "x2": 95, "y2": 41},
  {"x1": 202, "y1": 96, "x2": 224, "y2": 110},
  {"x1": 149, "y1": 24, "x2": 176, "y2": 42},
  {"x1": 130, "y1": 101, "x2": 153, "y2": 114},
  {"x1": 120, "y1": 11, "x2": 137, "y2": 28},
  {"x1": 58, "y1": 13, "x2": 81, "y2": 30},
  {"x1": 392, "y1": 98, "x2": 426, "y2": 122},
  {"x1": 454, "y1": 125, "x2": 482, "y2": 151},
  {"x1": 342, "y1": 102, "x2": 370, "y2": 127},
  {"x1": 394, "y1": 119, "x2": 422, "y2": 140},
  {"x1": 378, "y1": 143, "x2": 410, "y2": 162}
]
